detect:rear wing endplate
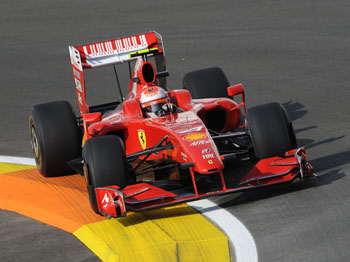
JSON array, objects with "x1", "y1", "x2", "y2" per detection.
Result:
[{"x1": 68, "y1": 31, "x2": 165, "y2": 115}]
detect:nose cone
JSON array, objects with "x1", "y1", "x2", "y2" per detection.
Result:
[{"x1": 154, "y1": 111, "x2": 224, "y2": 174}]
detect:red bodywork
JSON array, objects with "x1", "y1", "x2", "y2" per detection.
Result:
[{"x1": 69, "y1": 32, "x2": 316, "y2": 218}]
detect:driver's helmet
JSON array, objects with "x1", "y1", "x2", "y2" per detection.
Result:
[{"x1": 140, "y1": 86, "x2": 170, "y2": 118}]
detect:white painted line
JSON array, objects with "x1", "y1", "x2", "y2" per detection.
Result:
[
  {"x1": 188, "y1": 199, "x2": 258, "y2": 262},
  {"x1": 0, "y1": 156, "x2": 257, "y2": 261},
  {"x1": 0, "y1": 155, "x2": 36, "y2": 166}
]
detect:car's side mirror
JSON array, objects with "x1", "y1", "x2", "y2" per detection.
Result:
[
  {"x1": 169, "y1": 89, "x2": 193, "y2": 111},
  {"x1": 227, "y1": 83, "x2": 244, "y2": 97},
  {"x1": 82, "y1": 112, "x2": 102, "y2": 140},
  {"x1": 227, "y1": 83, "x2": 246, "y2": 114},
  {"x1": 84, "y1": 112, "x2": 102, "y2": 125}
]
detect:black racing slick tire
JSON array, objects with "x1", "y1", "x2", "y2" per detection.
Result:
[
  {"x1": 82, "y1": 136, "x2": 129, "y2": 214},
  {"x1": 29, "y1": 101, "x2": 82, "y2": 177},
  {"x1": 183, "y1": 67, "x2": 230, "y2": 99},
  {"x1": 246, "y1": 102, "x2": 297, "y2": 159}
]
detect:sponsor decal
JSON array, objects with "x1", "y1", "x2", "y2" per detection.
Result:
[
  {"x1": 189, "y1": 140, "x2": 211, "y2": 147},
  {"x1": 75, "y1": 78, "x2": 83, "y2": 92},
  {"x1": 208, "y1": 160, "x2": 213, "y2": 165},
  {"x1": 181, "y1": 152, "x2": 188, "y2": 161},
  {"x1": 202, "y1": 148, "x2": 210, "y2": 154},
  {"x1": 178, "y1": 126, "x2": 203, "y2": 134},
  {"x1": 78, "y1": 93, "x2": 83, "y2": 105},
  {"x1": 138, "y1": 129, "x2": 147, "y2": 150},
  {"x1": 83, "y1": 34, "x2": 148, "y2": 57},
  {"x1": 184, "y1": 133, "x2": 206, "y2": 141},
  {"x1": 202, "y1": 153, "x2": 214, "y2": 160}
]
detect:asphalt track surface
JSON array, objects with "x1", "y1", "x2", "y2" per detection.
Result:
[{"x1": 1, "y1": 0, "x2": 349, "y2": 261}]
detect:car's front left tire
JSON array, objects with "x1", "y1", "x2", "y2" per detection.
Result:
[{"x1": 83, "y1": 136, "x2": 129, "y2": 214}]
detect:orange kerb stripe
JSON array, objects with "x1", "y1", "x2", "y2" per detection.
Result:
[{"x1": 0, "y1": 168, "x2": 105, "y2": 232}]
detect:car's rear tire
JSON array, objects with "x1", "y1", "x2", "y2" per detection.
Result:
[
  {"x1": 246, "y1": 102, "x2": 297, "y2": 159},
  {"x1": 183, "y1": 67, "x2": 230, "y2": 98},
  {"x1": 83, "y1": 136, "x2": 129, "y2": 214},
  {"x1": 29, "y1": 101, "x2": 82, "y2": 177}
]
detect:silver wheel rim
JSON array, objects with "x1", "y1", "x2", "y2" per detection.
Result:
[{"x1": 31, "y1": 126, "x2": 40, "y2": 159}]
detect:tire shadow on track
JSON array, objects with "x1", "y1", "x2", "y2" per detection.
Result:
[
  {"x1": 283, "y1": 101, "x2": 308, "y2": 122},
  {"x1": 310, "y1": 151, "x2": 350, "y2": 174},
  {"x1": 298, "y1": 136, "x2": 347, "y2": 150},
  {"x1": 282, "y1": 100, "x2": 347, "y2": 148},
  {"x1": 281, "y1": 100, "x2": 347, "y2": 149}
]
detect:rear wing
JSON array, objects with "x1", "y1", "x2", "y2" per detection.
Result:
[{"x1": 69, "y1": 31, "x2": 165, "y2": 115}]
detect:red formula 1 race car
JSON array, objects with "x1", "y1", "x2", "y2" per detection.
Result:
[{"x1": 29, "y1": 32, "x2": 316, "y2": 218}]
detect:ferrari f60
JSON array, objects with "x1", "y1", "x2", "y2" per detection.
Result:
[{"x1": 29, "y1": 32, "x2": 315, "y2": 218}]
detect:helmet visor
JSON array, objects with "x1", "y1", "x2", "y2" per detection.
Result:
[{"x1": 143, "y1": 102, "x2": 166, "y2": 117}]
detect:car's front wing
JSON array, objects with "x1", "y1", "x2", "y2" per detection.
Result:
[{"x1": 95, "y1": 148, "x2": 316, "y2": 218}]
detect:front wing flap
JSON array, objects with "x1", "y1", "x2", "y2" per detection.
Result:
[{"x1": 95, "y1": 148, "x2": 315, "y2": 218}]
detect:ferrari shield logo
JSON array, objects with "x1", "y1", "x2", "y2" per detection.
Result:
[{"x1": 138, "y1": 129, "x2": 147, "y2": 149}]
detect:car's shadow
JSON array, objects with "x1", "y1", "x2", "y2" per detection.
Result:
[
  {"x1": 219, "y1": 166, "x2": 346, "y2": 210},
  {"x1": 117, "y1": 204, "x2": 205, "y2": 227},
  {"x1": 216, "y1": 100, "x2": 348, "y2": 210},
  {"x1": 283, "y1": 101, "x2": 308, "y2": 121},
  {"x1": 298, "y1": 136, "x2": 346, "y2": 150}
]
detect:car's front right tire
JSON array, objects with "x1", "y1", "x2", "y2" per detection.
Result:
[
  {"x1": 29, "y1": 100, "x2": 81, "y2": 177},
  {"x1": 246, "y1": 102, "x2": 297, "y2": 159}
]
